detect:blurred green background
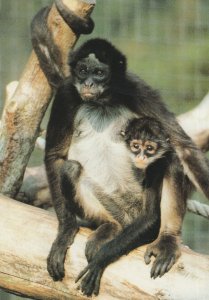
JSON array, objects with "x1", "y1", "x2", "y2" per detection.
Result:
[{"x1": 0, "y1": 0, "x2": 208, "y2": 299}]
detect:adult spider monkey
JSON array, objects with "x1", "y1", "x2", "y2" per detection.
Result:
[{"x1": 31, "y1": 2, "x2": 209, "y2": 296}]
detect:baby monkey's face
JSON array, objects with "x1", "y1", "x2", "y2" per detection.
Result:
[
  {"x1": 129, "y1": 138, "x2": 168, "y2": 169},
  {"x1": 123, "y1": 117, "x2": 171, "y2": 170}
]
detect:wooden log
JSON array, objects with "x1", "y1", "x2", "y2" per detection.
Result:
[
  {"x1": 0, "y1": 0, "x2": 95, "y2": 198},
  {"x1": 0, "y1": 194, "x2": 209, "y2": 300}
]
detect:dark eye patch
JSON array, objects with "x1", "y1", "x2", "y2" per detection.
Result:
[
  {"x1": 94, "y1": 69, "x2": 104, "y2": 77},
  {"x1": 79, "y1": 68, "x2": 88, "y2": 76}
]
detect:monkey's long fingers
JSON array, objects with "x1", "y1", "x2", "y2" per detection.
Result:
[
  {"x1": 81, "y1": 270, "x2": 97, "y2": 296},
  {"x1": 151, "y1": 256, "x2": 175, "y2": 279},
  {"x1": 75, "y1": 265, "x2": 90, "y2": 283},
  {"x1": 93, "y1": 269, "x2": 103, "y2": 296},
  {"x1": 80, "y1": 267, "x2": 104, "y2": 296},
  {"x1": 151, "y1": 258, "x2": 164, "y2": 279},
  {"x1": 159, "y1": 256, "x2": 175, "y2": 278}
]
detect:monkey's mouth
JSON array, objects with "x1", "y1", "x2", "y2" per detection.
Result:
[{"x1": 81, "y1": 91, "x2": 99, "y2": 101}]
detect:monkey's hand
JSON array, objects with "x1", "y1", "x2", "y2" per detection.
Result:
[
  {"x1": 76, "y1": 256, "x2": 106, "y2": 296},
  {"x1": 47, "y1": 226, "x2": 78, "y2": 281},
  {"x1": 144, "y1": 234, "x2": 181, "y2": 279},
  {"x1": 47, "y1": 240, "x2": 68, "y2": 281}
]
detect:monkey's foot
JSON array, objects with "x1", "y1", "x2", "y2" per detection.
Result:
[
  {"x1": 144, "y1": 234, "x2": 181, "y2": 279},
  {"x1": 85, "y1": 239, "x2": 102, "y2": 262},
  {"x1": 47, "y1": 242, "x2": 67, "y2": 281},
  {"x1": 85, "y1": 235, "x2": 111, "y2": 262},
  {"x1": 76, "y1": 261, "x2": 104, "y2": 296},
  {"x1": 85, "y1": 222, "x2": 120, "y2": 262}
]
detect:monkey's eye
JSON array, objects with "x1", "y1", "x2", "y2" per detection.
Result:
[
  {"x1": 79, "y1": 68, "x2": 87, "y2": 76},
  {"x1": 130, "y1": 140, "x2": 141, "y2": 152},
  {"x1": 146, "y1": 145, "x2": 155, "y2": 153},
  {"x1": 131, "y1": 143, "x2": 141, "y2": 152},
  {"x1": 95, "y1": 69, "x2": 104, "y2": 77},
  {"x1": 133, "y1": 143, "x2": 140, "y2": 149}
]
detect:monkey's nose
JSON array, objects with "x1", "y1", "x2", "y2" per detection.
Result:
[
  {"x1": 137, "y1": 154, "x2": 146, "y2": 161},
  {"x1": 85, "y1": 79, "x2": 94, "y2": 87}
]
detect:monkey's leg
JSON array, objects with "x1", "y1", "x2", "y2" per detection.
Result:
[
  {"x1": 76, "y1": 211, "x2": 160, "y2": 296},
  {"x1": 85, "y1": 222, "x2": 121, "y2": 262},
  {"x1": 47, "y1": 160, "x2": 82, "y2": 281},
  {"x1": 144, "y1": 164, "x2": 188, "y2": 279}
]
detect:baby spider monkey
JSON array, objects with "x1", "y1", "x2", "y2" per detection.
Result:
[
  {"x1": 123, "y1": 117, "x2": 172, "y2": 170},
  {"x1": 121, "y1": 116, "x2": 192, "y2": 277}
]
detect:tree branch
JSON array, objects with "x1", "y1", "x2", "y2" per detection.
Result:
[
  {"x1": 0, "y1": 0, "x2": 95, "y2": 198},
  {"x1": 0, "y1": 194, "x2": 209, "y2": 300},
  {"x1": 178, "y1": 92, "x2": 209, "y2": 151}
]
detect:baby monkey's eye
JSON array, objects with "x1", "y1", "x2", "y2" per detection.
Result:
[
  {"x1": 146, "y1": 145, "x2": 155, "y2": 153},
  {"x1": 133, "y1": 143, "x2": 140, "y2": 149},
  {"x1": 130, "y1": 140, "x2": 141, "y2": 152},
  {"x1": 130, "y1": 143, "x2": 141, "y2": 152}
]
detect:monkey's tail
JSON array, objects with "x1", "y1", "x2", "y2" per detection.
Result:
[
  {"x1": 187, "y1": 199, "x2": 209, "y2": 219},
  {"x1": 31, "y1": 6, "x2": 64, "y2": 89}
]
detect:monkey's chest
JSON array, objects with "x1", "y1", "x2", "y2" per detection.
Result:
[
  {"x1": 69, "y1": 129, "x2": 133, "y2": 191},
  {"x1": 67, "y1": 104, "x2": 143, "y2": 224},
  {"x1": 68, "y1": 104, "x2": 138, "y2": 194}
]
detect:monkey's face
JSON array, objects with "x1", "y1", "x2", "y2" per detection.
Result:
[
  {"x1": 129, "y1": 139, "x2": 165, "y2": 169},
  {"x1": 73, "y1": 54, "x2": 111, "y2": 101},
  {"x1": 123, "y1": 117, "x2": 171, "y2": 170}
]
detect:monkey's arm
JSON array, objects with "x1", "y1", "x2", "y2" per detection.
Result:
[
  {"x1": 45, "y1": 84, "x2": 80, "y2": 281},
  {"x1": 144, "y1": 157, "x2": 190, "y2": 279},
  {"x1": 144, "y1": 103, "x2": 209, "y2": 275}
]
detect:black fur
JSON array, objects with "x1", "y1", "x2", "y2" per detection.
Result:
[
  {"x1": 124, "y1": 117, "x2": 170, "y2": 144},
  {"x1": 40, "y1": 38, "x2": 209, "y2": 296},
  {"x1": 55, "y1": 0, "x2": 94, "y2": 35},
  {"x1": 69, "y1": 38, "x2": 127, "y2": 76}
]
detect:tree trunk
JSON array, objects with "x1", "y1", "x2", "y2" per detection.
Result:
[
  {"x1": 0, "y1": 194, "x2": 208, "y2": 300},
  {"x1": 0, "y1": 0, "x2": 95, "y2": 197},
  {"x1": 178, "y1": 92, "x2": 209, "y2": 151}
]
